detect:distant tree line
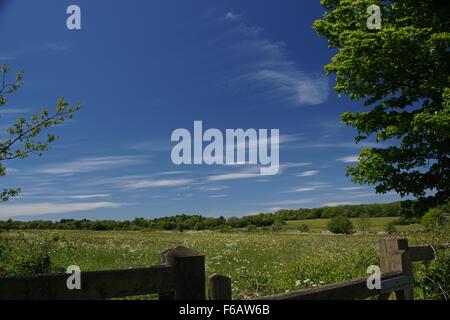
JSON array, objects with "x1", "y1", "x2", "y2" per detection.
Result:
[
  {"x1": 271, "y1": 201, "x2": 402, "y2": 220},
  {"x1": 0, "y1": 202, "x2": 405, "y2": 231}
]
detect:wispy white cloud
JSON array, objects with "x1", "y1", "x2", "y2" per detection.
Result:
[
  {"x1": 216, "y1": 14, "x2": 329, "y2": 106},
  {"x1": 337, "y1": 155, "x2": 359, "y2": 163},
  {"x1": 207, "y1": 171, "x2": 260, "y2": 182},
  {"x1": 249, "y1": 69, "x2": 329, "y2": 106},
  {"x1": 0, "y1": 108, "x2": 32, "y2": 115},
  {"x1": 283, "y1": 181, "x2": 332, "y2": 194},
  {"x1": 197, "y1": 184, "x2": 229, "y2": 192},
  {"x1": 159, "y1": 171, "x2": 189, "y2": 175},
  {"x1": 150, "y1": 195, "x2": 168, "y2": 199},
  {"x1": 0, "y1": 201, "x2": 125, "y2": 218},
  {"x1": 69, "y1": 194, "x2": 111, "y2": 199},
  {"x1": 43, "y1": 42, "x2": 71, "y2": 52},
  {"x1": 1, "y1": 42, "x2": 71, "y2": 61},
  {"x1": 337, "y1": 186, "x2": 366, "y2": 191},
  {"x1": 307, "y1": 181, "x2": 333, "y2": 188},
  {"x1": 83, "y1": 175, "x2": 193, "y2": 191},
  {"x1": 283, "y1": 180, "x2": 332, "y2": 194},
  {"x1": 288, "y1": 142, "x2": 381, "y2": 149},
  {"x1": 0, "y1": 56, "x2": 15, "y2": 61},
  {"x1": 296, "y1": 170, "x2": 320, "y2": 177},
  {"x1": 347, "y1": 192, "x2": 376, "y2": 198},
  {"x1": 37, "y1": 156, "x2": 146, "y2": 175},
  {"x1": 265, "y1": 199, "x2": 314, "y2": 206},
  {"x1": 122, "y1": 178, "x2": 193, "y2": 190},
  {"x1": 289, "y1": 187, "x2": 315, "y2": 193},
  {"x1": 17, "y1": 192, "x2": 112, "y2": 201},
  {"x1": 207, "y1": 194, "x2": 228, "y2": 198},
  {"x1": 130, "y1": 139, "x2": 172, "y2": 152},
  {"x1": 278, "y1": 162, "x2": 312, "y2": 174},
  {"x1": 206, "y1": 161, "x2": 309, "y2": 182},
  {"x1": 5, "y1": 167, "x2": 19, "y2": 174},
  {"x1": 224, "y1": 11, "x2": 242, "y2": 21}
]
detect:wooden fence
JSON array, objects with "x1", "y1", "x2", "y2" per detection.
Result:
[
  {"x1": 0, "y1": 246, "x2": 205, "y2": 300},
  {"x1": 0, "y1": 237, "x2": 446, "y2": 300}
]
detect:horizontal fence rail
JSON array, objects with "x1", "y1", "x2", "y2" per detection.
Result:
[
  {"x1": 408, "y1": 243, "x2": 448, "y2": 262},
  {"x1": 408, "y1": 245, "x2": 435, "y2": 262},
  {"x1": 0, "y1": 246, "x2": 205, "y2": 300},
  {"x1": 0, "y1": 265, "x2": 175, "y2": 300},
  {"x1": 255, "y1": 272, "x2": 408, "y2": 300}
]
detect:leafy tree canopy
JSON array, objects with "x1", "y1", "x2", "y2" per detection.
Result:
[
  {"x1": 314, "y1": 0, "x2": 450, "y2": 215},
  {"x1": 0, "y1": 65, "x2": 80, "y2": 201}
]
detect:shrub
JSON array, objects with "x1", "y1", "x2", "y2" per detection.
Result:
[
  {"x1": 271, "y1": 221, "x2": 286, "y2": 233},
  {"x1": 327, "y1": 216, "x2": 353, "y2": 234},
  {"x1": 393, "y1": 216, "x2": 421, "y2": 225},
  {"x1": 176, "y1": 222, "x2": 188, "y2": 232},
  {"x1": 216, "y1": 225, "x2": 232, "y2": 233},
  {"x1": 297, "y1": 224, "x2": 310, "y2": 233},
  {"x1": 0, "y1": 232, "x2": 74, "y2": 276},
  {"x1": 385, "y1": 222, "x2": 398, "y2": 235},
  {"x1": 392, "y1": 216, "x2": 409, "y2": 225},
  {"x1": 415, "y1": 229, "x2": 450, "y2": 300},
  {"x1": 357, "y1": 213, "x2": 371, "y2": 232},
  {"x1": 416, "y1": 250, "x2": 450, "y2": 300},
  {"x1": 421, "y1": 208, "x2": 449, "y2": 231}
]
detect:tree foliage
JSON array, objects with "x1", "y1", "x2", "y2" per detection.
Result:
[
  {"x1": 358, "y1": 212, "x2": 371, "y2": 232},
  {"x1": 0, "y1": 232, "x2": 73, "y2": 276},
  {"x1": 327, "y1": 215, "x2": 354, "y2": 234},
  {"x1": 314, "y1": 0, "x2": 450, "y2": 215},
  {"x1": 0, "y1": 65, "x2": 80, "y2": 201},
  {"x1": 421, "y1": 202, "x2": 449, "y2": 230},
  {"x1": 0, "y1": 201, "x2": 406, "y2": 232}
]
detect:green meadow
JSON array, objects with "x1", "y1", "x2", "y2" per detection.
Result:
[{"x1": 5, "y1": 228, "x2": 442, "y2": 300}]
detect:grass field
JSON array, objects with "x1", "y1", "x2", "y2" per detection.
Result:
[
  {"x1": 285, "y1": 217, "x2": 424, "y2": 233},
  {"x1": 9, "y1": 228, "x2": 439, "y2": 299}
]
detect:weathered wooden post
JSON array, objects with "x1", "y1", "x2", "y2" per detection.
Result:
[
  {"x1": 208, "y1": 274, "x2": 232, "y2": 300},
  {"x1": 160, "y1": 246, "x2": 205, "y2": 300},
  {"x1": 379, "y1": 237, "x2": 414, "y2": 300}
]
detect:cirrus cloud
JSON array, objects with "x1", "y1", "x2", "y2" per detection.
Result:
[
  {"x1": 0, "y1": 201, "x2": 125, "y2": 219},
  {"x1": 337, "y1": 155, "x2": 359, "y2": 163}
]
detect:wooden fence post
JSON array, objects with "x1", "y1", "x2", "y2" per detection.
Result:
[
  {"x1": 379, "y1": 237, "x2": 414, "y2": 300},
  {"x1": 208, "y1": 274, "x2": 232, "y2": 300},
  {"x1": 160, "y1": 246, "x2": 205, "y2": 300}
]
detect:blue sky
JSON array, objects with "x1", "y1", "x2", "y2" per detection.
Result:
[{"x1": 0, "y1": 0, "x2": 405, "y2": 221}]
